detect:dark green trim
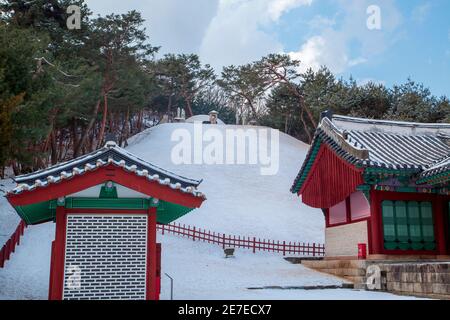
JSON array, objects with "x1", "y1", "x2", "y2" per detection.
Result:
[
  {"x1": 374, "y1": 185, "x2": 436, "y2": 194},
  {"x1": 416, "y1": 170, "x2": 450, "y2": 185},
  {"x1": 292, "y1": 137, "x2": 323, "y2": 193},
  {"x1": 15, "y1": 201, "x2": 56, "y2": 225},
  {"x1": 156, "y1": 200, "x2": 195, "y2": 225},
  {"x1": 13, "y1": 196, "x2": 196, "y2": 225},
  {"x1": 364, "y1": 167, "x2": 419, "y2": 176},
  {"x1": 99, "y1": 183, "x2": 118, "y2": 199},
  {"x1": 65, "y1": 197, "x2": 150, "y2": 210},
  {"x1": 356, "y1": 185, "x2": 370, "y2": 191}
]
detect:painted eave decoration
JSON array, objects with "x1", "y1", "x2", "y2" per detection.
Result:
[
  {"x1": 417, "y1": 156, "x2": 450, "y2": 186},
  {"x1": 291, "y1": 113, "x2": 450, "y2": 206},
  {"x1": 5, "y1": 142, "x2": 206, "y2": 225}
]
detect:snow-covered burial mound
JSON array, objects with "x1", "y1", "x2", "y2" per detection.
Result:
[{"x1": 127, "y1": 123, "x2": 324, "y2": 242}]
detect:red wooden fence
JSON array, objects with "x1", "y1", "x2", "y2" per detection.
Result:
[
  {"x1": 157, "y1": 223, "x2": 325, "y2": 257},
  {"x1": 0, "y1": 221, "x2": 27, "y2": 268},
  {"x1": 0, "y1": 220, "x2": 324, "y2": 269}
]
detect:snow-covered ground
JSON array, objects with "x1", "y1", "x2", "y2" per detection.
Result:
[
  {"x1": 127, "y1": 123, "x2": 324, "y2": 242},
  {"x1": 0, "y1": 123, "x2": 421, "y2": 300},
  {"x1": 0, "y1": 222, "x2": 419, "y2": 300},
  {"x1": 158, "y1": 233, "x2": 422, "y2": 300},
  {"x1": 0, "y1": 179, "x2": 20, "y2": 246},
  {"x1": 0, "y1": 223, "x2": 54, "y2": 300}
]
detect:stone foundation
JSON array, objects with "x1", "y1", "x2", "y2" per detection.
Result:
[
  {"x1": 378, "y1": 262, "x2": 450, "y2": 298},
  {"x1": 301, "y1": 259, "x2": 450, "y2": 299}
]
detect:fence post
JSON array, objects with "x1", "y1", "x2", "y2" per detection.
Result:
[
  {"x1": 5, "y1": 240, "x2": 10, "y2": 261},
  {"x1": 149, "y1": 221, "x2": 326, "y2": 257},
  {"x1": 0, "y1": 247, "x2": 4, "y2": 268},
  {"x1": 9, "y1": 237, "x2": 14, "y2": 254}
]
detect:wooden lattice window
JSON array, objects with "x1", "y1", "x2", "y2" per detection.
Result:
[{"x1": 382, "y1": 201, "x2": 435, "y2": 251}]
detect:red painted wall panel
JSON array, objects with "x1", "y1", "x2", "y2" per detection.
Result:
[{"x1": 299, "y1": 144, "x2": 364, "y2": 209}]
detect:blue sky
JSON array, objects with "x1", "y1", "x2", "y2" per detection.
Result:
[{"x1": 86, "y1": 0, "x2": 450, "y2": 97}]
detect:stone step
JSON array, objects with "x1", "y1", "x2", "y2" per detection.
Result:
[
  {"x1": 284, "y1": 257, "x2": 323, "y2": 264},
  {"x1": 343, "y1": 275, "x2": 367, "y2": 284},
  {"x1": 302, "y1": 259, "x2": 368, "y2": 270},
  {"x1": 319, "y1": 268, "x2": 366, "y2": 277},
  {"x1": 353, "y1": 283, "x2": 368, "y2": 290}
]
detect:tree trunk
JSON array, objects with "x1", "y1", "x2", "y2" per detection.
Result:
[
  {"x1": 74, "y1": 99, "x2": 101, "y2": 158},
  {"x1": 167, "y1": 92, "x2": 173, "y2": 116},
  {"x1": 97, "y1": 94, "x2": 108, "y2": 149},
  {"x1": 120, "y1": 106, "x2": 130, "y2": 147},
  {"x1": 285, "y1": 114, "x2": 289, "y2": 134},
  {"x1": 300, "y1": 109, "x2": 313, "y2": 143},
  {"x1": 50, "y1": 129, "x2": 58, "y2": 165},
  {"x1": 71, "y1": 118, "x2": 79, "y2": 157},
  {"x1": 58, "y1": 130, "x2": 65, "y2": 162},
  {"x1": 137, "y1": 109, "x2": 143, "y2": 132},
  {"x1": 185, "y1": 99, "x2": 193, "y2": 118}
]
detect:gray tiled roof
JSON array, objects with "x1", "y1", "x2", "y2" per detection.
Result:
[
  {"x1": 419, "y1": 156, "x2": 450, "y2": 180},
  {"x1": 291, "y1": 114, "x2": 450, "y2": 193},
  {"x1": 10, "y1": 142, "x2": 204, "y2": 197},
  {"x1": 347, "y1": 130, "x2": 448, "y2": 170}
]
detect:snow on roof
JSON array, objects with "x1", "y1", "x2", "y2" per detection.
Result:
[
  {"x1": 291, "y1": 113, "x2": 450, "y2": 193},
  {"x1": 323, "y1": 115, "x2": 450, "y2": 170},
  {"x1": 10, "y1": 143, "x2": 204, "y2": 198},
  {"x1": 185, "y1": 115, "x2": 225, "y2": 125},
  {"x1": 332, "y1": 114, "x2": 450, "y2": 136},
  {"x1": 419, "y1": 156, "x2": 450, "y2": 182}
]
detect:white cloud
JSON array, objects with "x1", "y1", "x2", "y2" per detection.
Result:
[
  {"x1": 199, "y1": 0, "x2": 313, "y2": 71},
  {"x1": 267, "y1": 0, "x2": 313, "y2": 21},
  {"x1": 85, "y1": 0, "x2": 219, "y2": 55},
  {"x1": 84, "y1": 0, "x2": 402, "y2": 75},
  {"x1": 289, "y1": 35, "x2": 347, "y2": 73},
  {"x1": 307, "y1": 15, "x2": 336, "y2": 30},
  {"x1": 412, "y1": 2, "x2": 431, "y2": 23},
  {"x1": 86, "y1": 0, "x2": 312, "y2": 71},
  {"x1": 288, "y1": 0, "x2": 403, "y2": 74}
]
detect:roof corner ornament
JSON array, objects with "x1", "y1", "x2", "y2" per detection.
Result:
[
  {"x1": 104, "y1": 140, "x2": 117, "y2": 148},
  {"x1": 320, "y1": 110, "x2": 333, "y2": 121},
  {"x1": 321, "y1": 117, "x2": 370, "y2": 161},
  {"x1": 104, "y1": 133, "x2": 118, "y2": 148}
]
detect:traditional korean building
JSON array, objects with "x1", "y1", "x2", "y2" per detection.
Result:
[
  {"x1": 6, "y1": 141, "x2": 206, "y2": 300},
  {"x1": 291, "y1": 113, "x2": 450, "y2": 260}
]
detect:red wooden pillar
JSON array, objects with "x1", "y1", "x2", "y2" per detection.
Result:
[
  {"x1": 146, "y1": 206, "x2": 158, "y2": 300},
  {"x1": 156, "y1": 243, "x2": 162, "y2": 298},
  {"x1": 369, "y1": 189, "x2": 382, "y2": 255},
  {"x1": 49, "y1": 206, "x2": 67, "y2": 300},
  {"x1": 433, "y1": 196, "x2": 447, "y2": 256}
]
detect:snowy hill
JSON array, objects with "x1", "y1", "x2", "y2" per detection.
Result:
[
  {"x1": 126, "y1": 123, "x2": 324, "y2": 242},
  {"x1": 0, "y1": 179, "x2": 20, "y2": 245}
]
